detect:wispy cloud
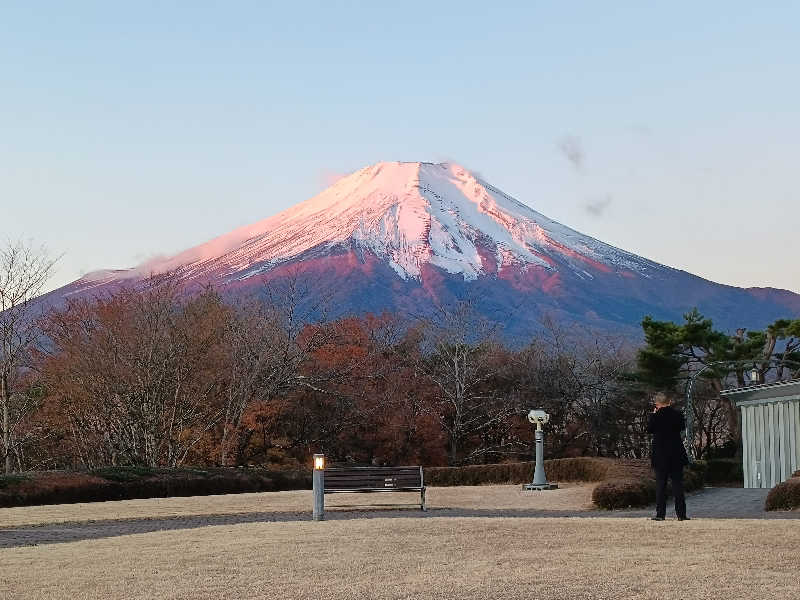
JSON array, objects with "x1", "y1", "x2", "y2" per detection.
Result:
[
  {"x1": 557, "y1": 135, "x2": 584, "y2": 171},
  {"x1": 134, "y1": 253, "x2": 170, "y2": 269},
  {"x1": 584, "y1": 195, "x2": 612, "y2": 217},
  {"x1": 317, "y1": 169, "x2": 348, "y2": 189},
  {"x1": 434, "y1": 156, "x2": 484, "y2": 180}
]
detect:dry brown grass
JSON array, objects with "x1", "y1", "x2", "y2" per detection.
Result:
[
  {"x1": 2, "y1": 516, "x2": 798, "y2": 599},
  {"x1": 0, "y1": 483, "x2": 595, "y2": 527}
]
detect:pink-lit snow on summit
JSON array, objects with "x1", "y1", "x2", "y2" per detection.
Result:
[{"x1": 81, "y1": 161, "x2": 655, "y2": 288}]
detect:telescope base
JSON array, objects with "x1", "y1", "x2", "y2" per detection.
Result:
[{"x1": 523, "y1": 483, "x2": 559, "y2": 491}]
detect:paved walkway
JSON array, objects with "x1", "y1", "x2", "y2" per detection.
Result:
[
  {"x1": 611, "y1": 487, "x2": 792, "y2": 520},
  {"x1": 0, "y1": 487, "x2": 796, "y2": 549}
]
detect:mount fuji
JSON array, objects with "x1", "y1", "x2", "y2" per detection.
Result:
[{"x1": 46, "y1": 161, "x2": 800, "y2": 338}]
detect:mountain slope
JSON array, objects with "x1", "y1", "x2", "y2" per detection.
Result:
[{"x1": 48, "y1": 161, "x2": 800, "y2": 338}]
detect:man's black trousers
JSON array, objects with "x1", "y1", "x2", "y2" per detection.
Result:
[{"x1": 655, "y1": 466, "x2": 686, "y2": 519}]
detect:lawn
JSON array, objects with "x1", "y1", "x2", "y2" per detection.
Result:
[
  {"x1": 2, "y1": 516, "x2": 798, "y2": 599},
  {"x1": 0, "y1": 483, "x2": 595, "y2": 527},
  {"x1": 1, "y1": 484, "x2": 797, "y2": 599}
]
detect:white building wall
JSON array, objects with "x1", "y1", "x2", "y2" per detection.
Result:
[{"x1": 740, "y1": 399, "x2": 800, "y2": 488}]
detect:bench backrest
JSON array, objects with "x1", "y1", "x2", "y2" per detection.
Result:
[{"x1": 324, "y1": 466, "x2": 424, "y2": 492}]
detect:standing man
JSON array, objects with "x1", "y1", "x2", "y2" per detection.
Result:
[{"x1": 647, "y1": 392, "x2": 690, "y2": 521}]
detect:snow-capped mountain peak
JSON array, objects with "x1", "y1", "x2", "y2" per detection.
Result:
[
  {"x1": 100, "y1": 161, "x2": 654, "y2": 286},
  {"x1": 47, "y1": 160, "x2": 800, "y2": 337}
]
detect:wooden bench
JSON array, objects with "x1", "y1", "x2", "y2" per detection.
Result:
[{"x1": 323, "y1": 466, "x2": 427, "y2": 511}]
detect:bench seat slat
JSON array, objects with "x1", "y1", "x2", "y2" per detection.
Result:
[
  {"x1": 325, "y1": 482, "x2": 422, "y2": 489},
  {"x1": 324, "y1": 475, "x2": 422, "y2": 482},
  {"x1": 325, "y1": 466, "x2": 421, "y2": 471},
  {"x1": 324, "y1": 478, "x2": 422, "y2": 482},
  {"x1": 323, "y1": 484, "x2": 423, "y2": 488}
]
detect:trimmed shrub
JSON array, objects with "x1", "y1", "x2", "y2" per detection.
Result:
[
  {"x1": 592, "y1": 478, "x2": 655, "y2": 510},
  {"x1": 0, "y1": 468, "x2": 311, "y2": 508},
  {"x1": 592, "y1": 461, "x2": 706, "y2": 510},
  {"x1": 425, "y1": 456, "x2": 698, "y2": 511},
  {"x1": 765, "y1": 477, "x2": 800, "y2": 511},
  {"x1": 0, "y1": 474, "x2": 28, "y2": 489},
  {"x1": 424, "y1": 457, "x2": 612, "y2": 487},
  {"x1": 684, "y1": 462, "x2": 706, "y2": 493},
  {"x1": 90, "y1": 466, "x2": 162, "y2": 482},
  {"x1": 424, "y1": 462, "x2": 531, "y2": 487},
  {"x1": 604, "y1": 459, "x2": 651, "y2": 481},
  {"x1": 424, "y1": 457, "x2": 685, "y2": 511},
  {"x1": 547, "y1": 458, "x2": 613, "y2": 482},
  {"x1": 702, "y1": 458, "x2": 743, "y2": 485}
]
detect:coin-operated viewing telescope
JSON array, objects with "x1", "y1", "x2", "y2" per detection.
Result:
[
  {"x1": 523, "y1": 409, "x2": 558, "y2": 491},
  {"x1": 527, "y1": 409, "x2": 550, "y2": 428}
]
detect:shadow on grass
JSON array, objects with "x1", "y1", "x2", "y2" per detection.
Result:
[{"x1": 1, "y1": 489, "x2": 797, "y2": 549}]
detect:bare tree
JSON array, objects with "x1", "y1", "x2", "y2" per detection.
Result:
[
  {"x1": 406, "y1": 301, "x2": 519, "y2": 465},
  {"x1": 516, "y1": 318, "x2": 648, "y2": 459},
  {"x1": 41, "y1": 279, "x2": 229, "y2": 468},
  {"x1": 690, "y1": 380, "x2": 730, "y2": 459},
  {"x1": 0, "y1": 239, "x2": 58, "y2": 473},
  {"x1": 567, "y1": 334, "x2": 644, "y2": 457},
  {"x1": 219, "y1": 275, "x2": 337, "y2": 465}
]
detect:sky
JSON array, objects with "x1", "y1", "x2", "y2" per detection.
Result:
[{"x1": 3, "y1": 1, "x2": 799, "y2": 293}]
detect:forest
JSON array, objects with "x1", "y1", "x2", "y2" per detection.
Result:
[{"x1": 2, "y1": 241, "x2": 799, "y2": 474}]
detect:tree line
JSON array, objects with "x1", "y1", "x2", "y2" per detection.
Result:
[{"x1": 2, "y1": 240, "x2": 798, "y2": 473}]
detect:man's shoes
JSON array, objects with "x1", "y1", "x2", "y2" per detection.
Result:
[
  {"x1": 651, "y1": 517, "x2": 665, "y2": 521},
  {"x1": 677, "y1": 516, "x2": 691, "y2": 521}
]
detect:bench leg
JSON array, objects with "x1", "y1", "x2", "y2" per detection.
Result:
[{"x1": 421, "y1": 487, "x2": 427, "y2": 511}]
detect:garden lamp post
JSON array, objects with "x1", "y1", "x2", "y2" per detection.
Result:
[{"x1": 312, "y1": 453, "x2": 325, "y2": 521}]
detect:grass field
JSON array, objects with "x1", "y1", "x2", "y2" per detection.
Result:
[
  {"x1": 0, "y1": 483, "x2": 595, "y2": 527},
  {"x1": 2, "y1": 517, "x2": 799, "y2": 599},
  {"x1": 1, "y1": 485, "x2": 798, "y2": 599}
]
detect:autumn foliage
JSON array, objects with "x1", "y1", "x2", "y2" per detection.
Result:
[{"x1": 6, "y1": 276, "x2": 654, "y2": 472}]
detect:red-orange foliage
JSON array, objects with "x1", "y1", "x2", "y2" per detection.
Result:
[
  {"x1": 38, "y1": 281, "x2": 230, "y2": 468},
  {"x1": 13, "y1": 280, "x2": 650, "y2": 472}
]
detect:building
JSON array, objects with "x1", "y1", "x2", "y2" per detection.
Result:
[{"x1": 720, "y1": 379, "x2": 800, "y2": 488}]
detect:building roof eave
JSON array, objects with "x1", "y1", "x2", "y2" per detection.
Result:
[{"x1": 720, "y1": 379, "x2": 800, "y2": 405}]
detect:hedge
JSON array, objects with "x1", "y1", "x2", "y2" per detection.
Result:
[
  {"x1": 424, "y1": 457, "x2": 612, "y2": 487},
  {"x1": 0, "y1": 467, "x2": 310, "y2": 508},
  {"x1": 765, "y1": 476, "x2": 800, "y2": 511},
  {"x1": 702, "y1": 458, "x2": 743, "y2": 485},
  {"x1": 0, "y1": 458, "x2": 711, "y2": 510},
  {"x1": 424, "y1": 457, "x2": 704, "y2": 509}
]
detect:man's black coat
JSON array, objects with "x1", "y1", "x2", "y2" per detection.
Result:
[{"x1": 647, "y1": 406, "x2": 689, "y2": 470}]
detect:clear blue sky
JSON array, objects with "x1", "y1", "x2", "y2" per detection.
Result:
[{"x1": 3, "y1": 1, "x2": 799, "y2": 293}]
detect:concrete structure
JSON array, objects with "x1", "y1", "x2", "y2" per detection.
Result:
[{"x1": 721, "y1": 380, "x2": 800, "y2": 488}]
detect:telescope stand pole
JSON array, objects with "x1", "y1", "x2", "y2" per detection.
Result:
[
  {"x1": 532, "y1": 428, "x2": 547, "y2": 486},
  {"x1": 523, "y1": 424, "x2": 558, "y2": 490}
]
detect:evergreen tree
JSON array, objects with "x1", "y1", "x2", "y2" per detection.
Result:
[{"x1": 637, "y1": 309, "x2": 799, "y2": 450}]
